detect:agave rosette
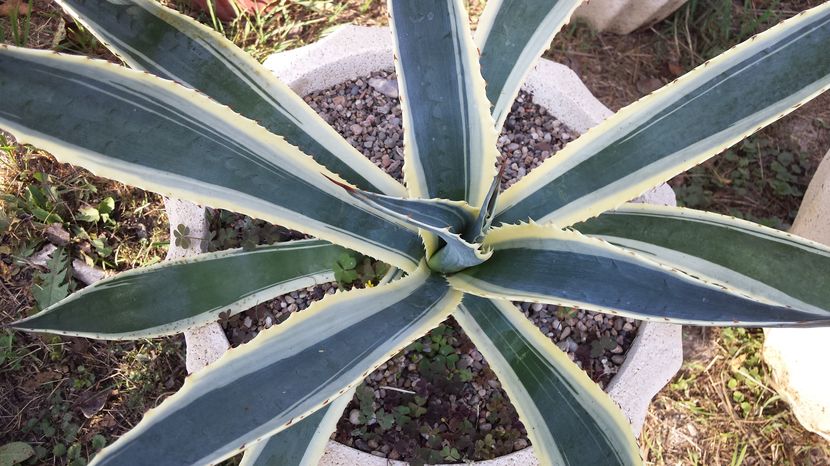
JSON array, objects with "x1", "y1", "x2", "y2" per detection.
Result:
[{"x1": 3, "y1": 0, "x2": 830, "y2": 464}]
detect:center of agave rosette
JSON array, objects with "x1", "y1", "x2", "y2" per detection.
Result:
[
  {"x1": 329, "y1": 174, "x2": 500, "y2": 275},
  {"x1": 425, "y1": 178, "x2": 500, "y2": 274}
]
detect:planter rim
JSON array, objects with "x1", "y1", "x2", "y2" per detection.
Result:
[{"x1": 173, "y1": 23, "x2": 683, "y2": 466}]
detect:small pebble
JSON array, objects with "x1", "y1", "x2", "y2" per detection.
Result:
[
  {"x1": 349, "y1": 409, "x2": 361, "y2": 425},
  {"x1": 368, "y1": 77, "x2": 399, "y2": 98}
]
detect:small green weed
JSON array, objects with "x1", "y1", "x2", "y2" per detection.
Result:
[
  {"x1": 332, "y1": 251, "x2": 389, "y2": 288},
  {"x1": 3, "y1": 172, "x2": 64, "y2": 224},
  {"x1": 721, "y1": 328, "x2": 772, "y2": 419},
  {"x1": 0, "y1": 331, "x2": 19, "y2": 368},
  {"x1": 339, "y1": 320, "x2": 525, "y2": 464},
  {"x1": 58, "y1": 23, "x2": 102, "y2": 56},
  {"x1": 408, "y1": 323, "x2": 473, "y2": 384},
  {"x1": 173, "y1": 224, "x2": 192, "y2": 249},
  {"x1": 31, "y1": 247, "x2": 72, "y2": 311},
  {"x1": 0, "y1": 0, "x2": 33, "y2": 47},
  {"x1": 590, "y1": 335, "x2": 617, "y2": 358},
  {"x1": 77, "y1": 197, "x2": 116, "y2": 226},
  {"x1": 19, "y1": 390, "x2": 107, "y2": 466},
  {"x1": 554, "y1": 306, "x2": 578, "y2": 320},
  {"x1": 673, "y1": 135, "x2": 815, "y2": 228}
]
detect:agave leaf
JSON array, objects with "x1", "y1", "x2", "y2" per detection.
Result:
[
  {"x1": 453, "y1": 224, "x2": 830, "y2": 326},
  {"x1": 576, "y1": 204, "x2": 830, "y2": 314},
  {"x1": 337, "y1": 184, "x2": 477, "y2": 235},
  {"x1": 496, "y1": 3, "x2": 830, "y2": 227},
  {"x1": 0, "y1": 46, "x2": 424, "y2": 271},
  {"x1": 425, "y1": 231, "x2": 491, "y2": 274},
  {"x1": 454, "y1": 295, "x2": 641, "y2": 466},
  {"x1": 239, "y1": 387, "x2": 355, "y2": 466},
  {"x1": 338, "y1": 185, "x2": 490, "y2": 273},
  {"x1": 476, "y1": 0, "x2": 582, "y2": 130},
  {"x1": 388, "y1": 0, "x2": 500, "y2": 206},
  {"x1": 463, "y1": 170, "x2": 502, "y2": 243},
  {"x1": 10, "y1": 240, "x2": 344, "y2": 339},
  {"x1": 90, "y1": 265, "x2": 461, "y2": 465},
  {"x1": 54, "y1": 0, "x2": 403, "y2": 196}
]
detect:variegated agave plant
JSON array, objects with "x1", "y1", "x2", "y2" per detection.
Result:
[{"x1": 3, "y1": 0, "x2": 830, "y2": 464}]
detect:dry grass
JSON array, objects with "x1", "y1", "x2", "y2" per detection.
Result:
[{"x1": 641, "y1": 328, "x2": 830, "y2": 465}]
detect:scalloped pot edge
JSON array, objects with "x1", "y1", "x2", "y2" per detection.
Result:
[{"x1": 170, "y1": 24, "x2": 683, "y2": 466}]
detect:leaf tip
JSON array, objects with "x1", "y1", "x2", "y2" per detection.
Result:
[{"x1": 322, "y1": 174, "x2": 355, "y2": 192}]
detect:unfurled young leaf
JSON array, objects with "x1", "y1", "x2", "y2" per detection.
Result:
[{"x1": 31, "y1": 247, "x2": 71, "y2": 310}]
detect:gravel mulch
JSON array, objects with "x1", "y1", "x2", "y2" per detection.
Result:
[{"x1": 217, "y1": 70, "x2": 641, "y2": 463}]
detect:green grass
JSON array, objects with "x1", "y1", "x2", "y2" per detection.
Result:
[
  {"x1": 660, "y1": 0, "x2": 824, "y2": 68},
  {"x1": 164, "y1": 0, "x2": 355, "y2": 61},
  {"x1": 0, "y1": 0, "x2": 33, "y2": 47},
  {"x1": 672, "y1": 135, "x2": 817, "y2": 229}
]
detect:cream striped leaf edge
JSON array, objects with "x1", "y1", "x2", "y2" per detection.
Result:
[
  {"x1": 576, "y1": 204, "x2": 830, "y2": 315},
  {"x1": 89, "y1": 265, "x2": 462, "y2": 465},
  {"x1": 9, "y1": 240, "x2": 343, "y2": 339},
  {"x1": 0, "y1": 46, "x2": 423, "y2": 271},
  {"x1": 55, "y1": 0, "x2": 405, "y2": 196},
  {"x1": 476, "y1": 0, "x2": 582, "y2": 130},
  {"x1": 389, "y1": 0, "x2": 500, "y2": 206},
  {"x1": 495, "y1": 3, "x2": 830, "y2": 228},
  {"x1": 454, "y1": 295, "x2": 641, "y2": 466},
  {"x1": 239, "y1": 387, "x2": 356, "y2": 466},
  {"x1": 451, "y1": 224, "x2": 830, "y2": 326}
]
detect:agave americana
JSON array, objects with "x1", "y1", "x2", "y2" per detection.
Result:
[{"x1": 3, "y1": 0, "x2": 830, "y2": 464}]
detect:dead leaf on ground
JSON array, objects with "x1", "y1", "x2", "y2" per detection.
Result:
[
  {"x1": 0, "y1": 0, "x2": 31, "y2": 17},
  {"x1": 77, "y1": 388, "x2": 110, "y2": 418},
  {"x1": 93, "y1": 413, "x2": 117, "y2": 429},
  {"x1": 68, "y1": 337, "x2": 90, "y2": 354},
  {"x1": 636, "y1": 77, "x2": 664, "y2": 95},
  {"x1": 667, "y1": 61, "x2": 684, "y2": 77}
]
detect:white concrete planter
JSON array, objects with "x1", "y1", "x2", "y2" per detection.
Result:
[
  {"x1": 763, "y1": 150, "x2": 830, "y2": 441},
  {"x1": 574, "y1": 0, "x2": 688, "y2": 34},
  {"x1": 171, "y1": 25, "x2": 683, "y2": 465}
]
